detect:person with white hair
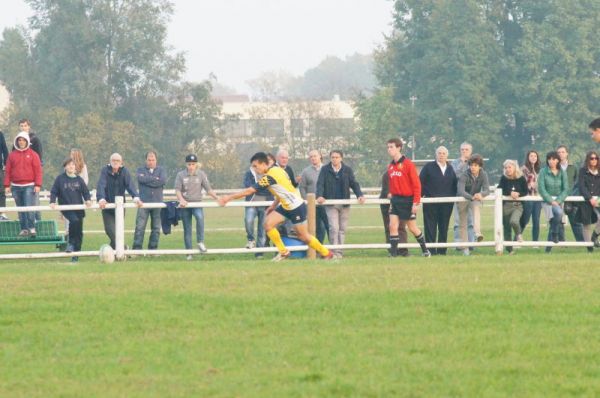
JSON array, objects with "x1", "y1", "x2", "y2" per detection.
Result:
[
  {"x1": 498, "y1": 159, "x2": 528, "y2": 254},
  {"x1": 419, "y1": 146, "x2": 457, "y2": 255},
  {"x1": 275, "y1": 148, "x2": 299, "y2": 188},
  {"x1": 97, "y1": 153, "x2": 143, "y2": 249}
]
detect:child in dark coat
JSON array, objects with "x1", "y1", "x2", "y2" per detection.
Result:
[{"x1": 50, "y1": 158, "x2": 92, "y2": 262}]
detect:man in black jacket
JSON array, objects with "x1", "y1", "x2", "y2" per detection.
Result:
[
  {"x1": 0, "y1": 130, "x2": 8, "y2": 220},
  {"x1": 97, "y1": 153, "x2": 143, "y2": 249},
  {"x1": 316, "y1": 150, "x2": 365, "y2": 258},
  {"x1": 419, "y1": 146, "x2": 457, "y2": 255}
]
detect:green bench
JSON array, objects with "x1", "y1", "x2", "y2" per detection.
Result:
[{"x1": 0, "y1": 220, "x2": 67, "y2": 250}]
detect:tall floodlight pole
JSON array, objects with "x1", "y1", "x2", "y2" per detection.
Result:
[{"x1": 409, "y1": 95, "x2": 418, "y2": 160}]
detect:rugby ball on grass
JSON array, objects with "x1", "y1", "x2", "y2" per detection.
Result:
[{"x1": 99, "y1": 244, "x2": 115, "y2": 264}]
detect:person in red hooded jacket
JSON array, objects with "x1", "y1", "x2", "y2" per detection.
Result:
[{"x1": 4, "y1": 132, "x2": 42, "y2": 236}]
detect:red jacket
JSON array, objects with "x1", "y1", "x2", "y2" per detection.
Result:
[
  {"x1": 387, "y1": 156, "x2": 421, "y2": 204},
  {"x1": 4, "y1": 148, "x2": 43, "y2": 187}
]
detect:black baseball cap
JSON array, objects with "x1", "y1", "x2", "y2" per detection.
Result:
[{"x1": 185, "y1": 154, "x2": 198, "y2": 163}]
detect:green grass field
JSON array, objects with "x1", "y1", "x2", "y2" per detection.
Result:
[{"x1": 1, "y1": 205, "x2": 599, "y2": 397}]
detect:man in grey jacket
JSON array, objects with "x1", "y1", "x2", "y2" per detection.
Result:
[
  {"x1": 298, "y1": 149, "x2": 329, "y2": 243},
  {"x1": 133, "y1": 151, "x2": 167, "y2": 250}
]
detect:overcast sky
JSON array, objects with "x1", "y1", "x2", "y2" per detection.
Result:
[{"x1": 0, "y1": 0, "x2": 394, "y2": 92}]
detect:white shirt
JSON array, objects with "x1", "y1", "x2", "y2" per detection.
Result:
[{"x1": 437, "y1": 161, "x2": 448, "y2": 175}]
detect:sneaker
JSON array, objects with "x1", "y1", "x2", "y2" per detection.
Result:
[
  {"x1": 197, "y1": 242, "x2": 207, "y2": 253},
  {"x1": 246, "y1": 240, "x2": 256, "y2": 249},
  {"x1": 463, "y1": 249, "x2": 470, "y2": 256},
  {"x1": 29, "y1": 228, "x2": 36, "y2": 237},
  {"x1": 516, "y1": 234, "x2": 523, "y2": 242},
  {"x1": 422, "y1": 250, "x2": 432, "y2": 257},
  {"x1": 272, "y1": 250, "x2": 291, "y2": 262},
  {"x1": 18, "y1": 229, "x2": 29, "y2": 237},
  {"x1": 70, "y1": 256, "x2": 79, "y2": 263},
  {"x1": 0, "y1": 214, "x2": 8, "y2": 221},
  {"x1": 186, "y1": 254, "x2": 193, "y2": 261},
  {"x1": 476, "y1": 234, "x2": 484, "y2": 242},
  {"x1": 398, "y1": 250, "x2": 410, "y2": 257}
]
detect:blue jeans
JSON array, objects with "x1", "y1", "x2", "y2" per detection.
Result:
[
  {"x1": 133, "y1": 208, "x2": 161, "y2": 249},
  {"x1": 545, "y1": 204, "x2": 564, "y2": 253},
  {"x1": 11, "y1": 185, "x2": 36, "y2": 230},
  {"x1": 245, "y1": 205, "x2": 266, "y2": 248},
  {"x1": 547, "y1": 204, "x2": 564, "y2": 235},
  {"x1": 521, "y1": 201, "x2": 542, "y2": 241},
  {"x1": 181, "y1": 207, "x2": 204, "y2": 249}
]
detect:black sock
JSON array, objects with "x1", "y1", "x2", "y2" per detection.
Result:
[
  {"x1": 415, "y1": 233, "x2": 428, "y2": 252},
  {"x1": 390, "y1": 235, "x2": 399, "y2": 257}
]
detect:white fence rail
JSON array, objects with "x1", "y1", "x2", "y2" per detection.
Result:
[{"x1": 0, "y1": 188, "x2": 594, "y2": 261}]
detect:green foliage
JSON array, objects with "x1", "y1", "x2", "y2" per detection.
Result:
[
  {"x1": 358, "y1": 0, "x2": 600, "y2": 173},
  {"x1": 0, "y1": 0, "x2": 228, "y2": 188}
]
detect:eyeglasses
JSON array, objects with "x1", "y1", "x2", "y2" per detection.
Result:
[{"x1": 590, "y1": 157, "x2": 598, "y2": 160}]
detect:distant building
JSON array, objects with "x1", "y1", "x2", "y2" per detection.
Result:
[{"x1": 215, "y1": 96, "x2": 357, "y2": 158}]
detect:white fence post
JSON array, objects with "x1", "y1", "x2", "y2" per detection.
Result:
[
  {"x1": 494, "y1": 188, "x2": 503, "y2": 255},
  {"x1": 115, "y1": 196, "x2": 125, "y2": 260}
]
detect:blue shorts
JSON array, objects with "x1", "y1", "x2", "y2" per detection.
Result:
[{"x1": 275, "y1": 203, "x2": 307, "y2": 224}]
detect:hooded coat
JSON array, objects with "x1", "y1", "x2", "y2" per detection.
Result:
[{"x1": 3, "y1": 132, "x2": 42, "y2": 188}]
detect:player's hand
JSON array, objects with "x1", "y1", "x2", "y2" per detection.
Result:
[
  {"x1": 136, "y1": 200, "x2": 144, "y2": 208},
  {"x1": 99, "y1": 199, "x2": 107, "y2": 209},
  {"x1": 591, "y1": 198, "x2": 598, "y2": 207},
  {"x1": 473, "y1": 193, "x2": 482, "y2": 201},
  {"x1": 34, "y1": 186, "x2": 41, "y2": 193},
  {"x1": 5, "y1": 187, "x2": 10, "y2": 195},
  {"x1": 85, "y1": 201, "x2": 92, "y2": 208},
  {"x1": 411, "y1": 204, "x2": 419, "y2": 214},
  {"x1": 179, "y1": 199, "x2": 188, "y2": 208},
  {"x1": 317, "y1": 197, "x2": 326, "y2": 204},
  {"x1": 358, "y1": 196, "x2": 366, "y2": 204},
  {"x1": 510, "y1": 191, "x2": 520, "y2": 199},
  {"x1": 49, "y1": 203, "x2": 57, "y2": 209}
]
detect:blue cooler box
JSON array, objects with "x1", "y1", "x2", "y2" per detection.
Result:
[{"x1": 281, "y1": 237, "x2": 307, "y2": 258}]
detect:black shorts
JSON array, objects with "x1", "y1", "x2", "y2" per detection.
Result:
[
  {"x1": 389, "y1": 196, "x2": 415, "y2": 220},
  {"x1": 275, "y1": 203, "x2": 307, "y2": 224}
]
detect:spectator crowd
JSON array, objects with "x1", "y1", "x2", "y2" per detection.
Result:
[{"x1": 3, "y1": 117, "x2": 600, "y2": 262}]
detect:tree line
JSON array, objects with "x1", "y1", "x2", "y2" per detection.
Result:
[
  {"x1": 353, "y1": 0, "x2": 600, "y2": 181},
  {"x1": 2, "y1": 0, "x2": 600, "y2": 188}
]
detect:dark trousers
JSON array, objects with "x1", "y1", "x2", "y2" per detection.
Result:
[
  {"x1": 133, "y1": 208, "x2": 161, "y2": 249},
  {"x1": 558, "y1": 214, "x2": 585, "y2": 242},
  {"x1": 64, "y1": 212, "x2": 84, "y2": 251},
  {"x1": 423, "y1": 203, "x2": 453, "y2": 255},
  {"x1": 316, "y1": 206, "x2": 330, "y2": 244},
  {"x1": 102, "y1": 210, "x2": 116, "y2": 249},
  {"x1": 0, "y1": 169, "x2": 5, "y2": 208},
  {"x1": 381, "y1": 204, "x2": 408, "y2": 254},
  {"x1": 520, "y1": 201, "x2": 542, "y2": 241}
]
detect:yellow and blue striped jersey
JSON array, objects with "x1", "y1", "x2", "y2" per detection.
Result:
[{"x1": 253, "y1": 166, "x2": 303, "y2": 210}]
